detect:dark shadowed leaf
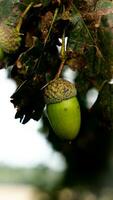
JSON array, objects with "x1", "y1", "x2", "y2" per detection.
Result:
[{"x1": 10, "y1": 74, "x2": 46, "y2": 124}]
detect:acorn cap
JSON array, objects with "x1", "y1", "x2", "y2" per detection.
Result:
[
  {"x1": 0, "y1": 23, "x2": 21, "y2": 53},
  {"x1": 44, "y1": 78, "x2": 77, "y2": 104}
]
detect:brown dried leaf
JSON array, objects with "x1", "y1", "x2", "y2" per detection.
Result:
[
  {"x1": 66, "y1": 51, "x2": 86, "y2": 71},
  {"x1": 40, "y1": 11, "x2": 53, "y2": 42},
  {"x1": 82, "y1": 8, "x2": 113, "y2": 28},
  {"x1": 25, "y1": 32, "x2": 36, "y2": 48}
]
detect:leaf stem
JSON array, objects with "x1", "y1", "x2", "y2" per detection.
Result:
[
  {"x1": 44, "y1": 7, "x2": 59, "y2": 44},
  {"x1": 33, "y1": 7, "x2": 59, "y2": 73},
  {"x1": 16, "y1": 2, "x2": 33, "y2": 32}
]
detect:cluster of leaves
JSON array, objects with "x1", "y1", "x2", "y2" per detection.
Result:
[{"x1": 0, "y1": 0, "x2": 113, "y2": 133}]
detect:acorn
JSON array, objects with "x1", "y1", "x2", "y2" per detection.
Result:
[
  {"x1": 0, "y1": 23, "x2": 21, "y2": 53},
  {"x1": 44, "y1": 78, "x2": 81, "y2": 140}
]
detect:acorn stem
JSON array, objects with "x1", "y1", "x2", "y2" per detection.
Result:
[
  {"x1": 55, "y1": 59, "x2": 66, "y2": 78},
  {"x1": 55, "y1": 31, "x2": 66, "y2": 78},
  {"x1": 60, "y1": 31, "x2": 66, "y2": 60}
]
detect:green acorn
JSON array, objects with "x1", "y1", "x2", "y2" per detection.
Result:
[
  {"x1": 0, "y1": 23, "x2": 21, "y2": 53},
  {"x1": 44, "y1": 78, "x2": 81, "y2": 140}
]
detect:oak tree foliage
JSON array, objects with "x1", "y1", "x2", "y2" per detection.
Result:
[{"x1": 0, "y1": 0, "x2": 113, "y2": 186}]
